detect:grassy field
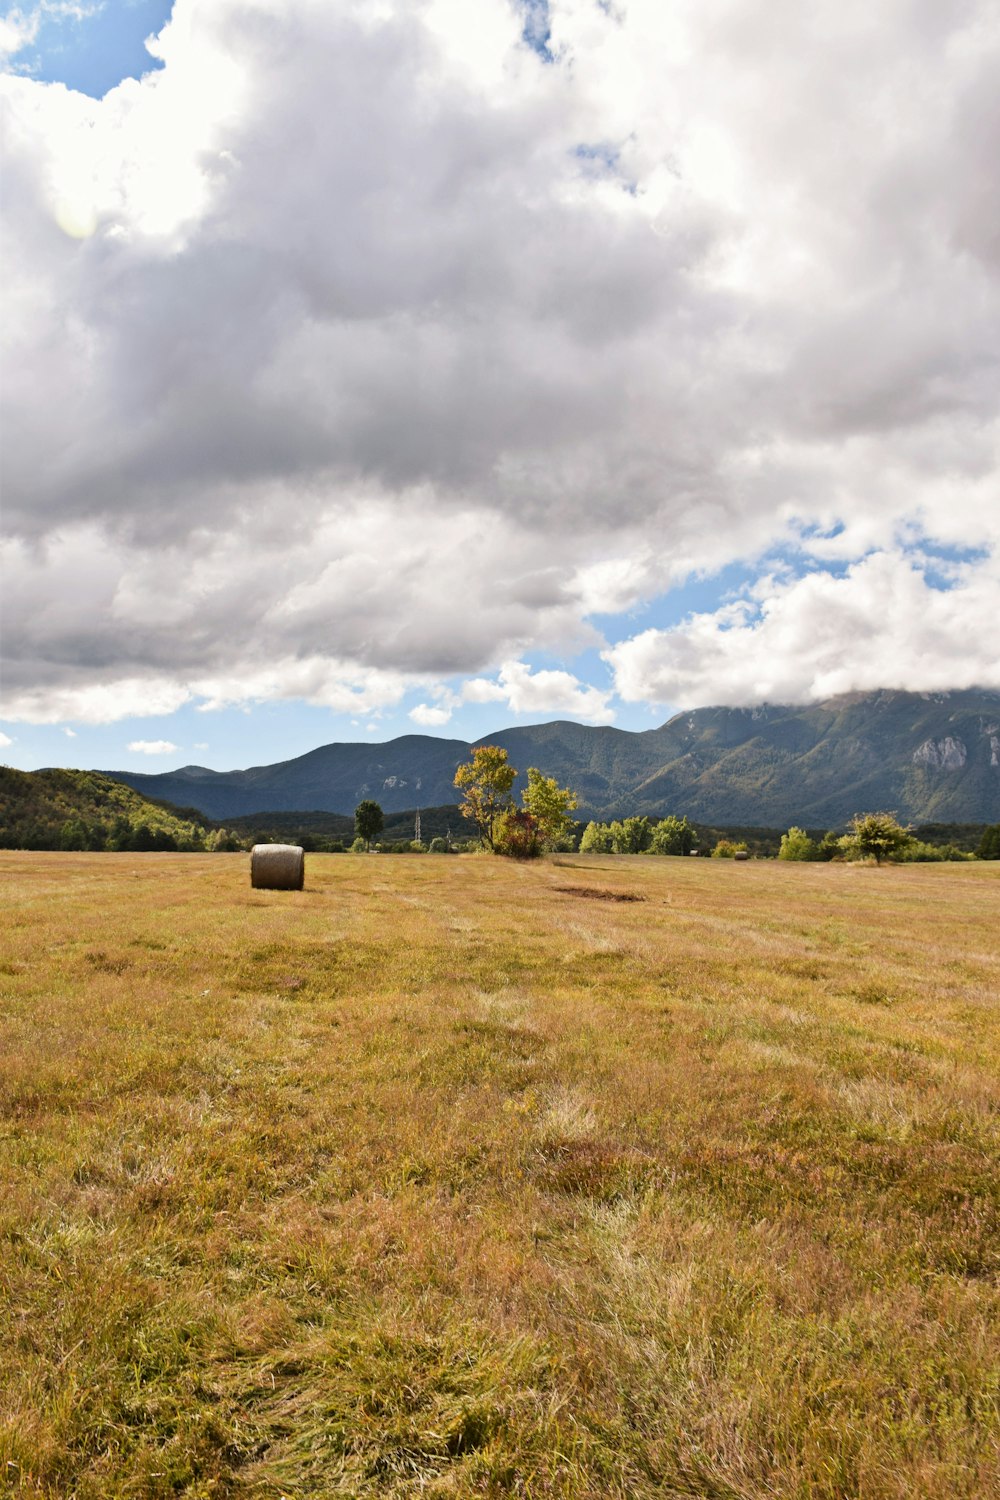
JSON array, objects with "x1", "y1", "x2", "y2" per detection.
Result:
[{"x1": 1, "y1": 851, "x2": 998, "y2": 1499}]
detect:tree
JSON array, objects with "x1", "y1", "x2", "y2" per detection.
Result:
[
  {"x1": 610, "y1": 816, "x2": 652, "y2": 854},
  {"x1": 778, "y1": 826, "x2": 820, "y2": 861},
  {"x1": 522, "y1": 767, "x2": 578, "y2": 849},
  {"x1": 712, "y1": 839, "x2": 747, "y2": 858},
  {"x1": 494, "y1": 807, "x2": 542, "y2": 859},
  {"x1": 649, "y1": 815, "x2": 694, "y2": 856},
  {"x1": 454, "y1": 745, "x2": 516, "y2": 850},
  {"x1": 816, "y1": 830, "x2": 843, "y2": 861},
  {"x1": 978, "y1": 824, "x2": 1000, "y2": 860},
  {"x1": 58, "y1": 817, "x2": 89, "y2": 851},
  {"x1": 579, "y1": 820, "x2": 614, "y2": 853},
  {"x1": 842, "y1": 811, "x2": 912, "y2": 865},
  {"x1": 354, "y1": 799, "x2": 384, "y2": 851}
]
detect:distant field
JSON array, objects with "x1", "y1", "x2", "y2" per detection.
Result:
[{"x1": 1, "y1": 852, "x2": 998, "y2": 1499}]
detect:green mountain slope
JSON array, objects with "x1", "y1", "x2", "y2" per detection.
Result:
[
  {"x1": 0, "y1": 768, "x2": 212, "y2": 850},
  {"x1": 97, "y1": 689, "x2": 1000, "y2": 826}
]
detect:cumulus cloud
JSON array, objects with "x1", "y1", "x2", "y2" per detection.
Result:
[
  {"x1": 0, "y1": 8, "x2": 38, "y2": 60},
  {"x1": 127, "y1": 739, "x2": 179, "y2": 755},
  {"x1": 410, "y1": 659, "x2": 613, "y2": 724},
  {"x1": 1, "y1": 0, "x2": 998, "y2": 724},
  {"x1": 606, "y1": 551, "x2": 1000, "y2": 708},
  {"x1": 0, "y1": 731, "x2": 14, "y2": 747},
  {"x1": 462, "y1": 660, "x2": 614, "y2": 723},
  {"x1": 409, "y1": 702, "x2": 455, "y2": 728}
]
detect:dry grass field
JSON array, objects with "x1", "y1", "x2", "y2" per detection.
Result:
[{"x1": 1, "y1": 851, "x2": 998, "y2": 1499}]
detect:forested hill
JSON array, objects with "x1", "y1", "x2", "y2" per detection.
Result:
[
  {"x1": 0, "y1": 768, "x2": 222, "y2": 851},
  {"x1": 98, "y1": 689, "x2": 1000, "y2": 826}
]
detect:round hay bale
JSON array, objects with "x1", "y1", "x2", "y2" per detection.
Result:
[
  {"x1": 250, "y1": 843, "x2": 305, "y2": 890},
  {"x1": 733, "y1": 850, "x2": 750, "y2": 862}
]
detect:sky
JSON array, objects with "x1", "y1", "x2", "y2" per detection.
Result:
[{"x1": 1, "y1": 0, "x2": 998, "y2": 775}]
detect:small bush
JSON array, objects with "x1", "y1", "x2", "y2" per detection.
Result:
[
  {"x1": 778, "y1": 827, "x2": 820, "y2": 861},
  {"x1": 428, "y1": 837, "x2": 449, "y2": 853},
  {"x1": 895, "y1": 840, "x2": 972, "y2": 863},
  {"x1": 494, "y1": 808, "x2": 541, "y2": 859},
  {"x1": 712, "y1": 840, "x2": 748, "y2": 859}
]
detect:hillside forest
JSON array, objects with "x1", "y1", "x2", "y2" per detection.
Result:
[{"x1": 2, "y1": 766, "x2": 998, "y2": 861}]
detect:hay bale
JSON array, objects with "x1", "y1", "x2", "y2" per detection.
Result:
[
  {"x1": 250, "y1": 843, "x2": 304, "y2": 890},
  {"x1": 733, "y1": 850, "x2": 750, "y2": 862}
]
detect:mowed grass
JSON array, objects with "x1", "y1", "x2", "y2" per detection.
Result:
[{"x1": 1, "y1": 852, "x2": 998, "y2": 1499}]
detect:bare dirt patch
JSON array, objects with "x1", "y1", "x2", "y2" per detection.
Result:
[{"x1": 551, "y1": 884, "x2": 646, "y2": 902}]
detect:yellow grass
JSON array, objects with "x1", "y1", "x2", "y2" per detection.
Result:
[{"x1": 1, "y1": 851, "x2": 998, "y2": 1498}]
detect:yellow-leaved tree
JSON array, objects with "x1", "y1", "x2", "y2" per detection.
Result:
[{"x1": 453, "y1": 745, "x2": 517, "y2": 850}]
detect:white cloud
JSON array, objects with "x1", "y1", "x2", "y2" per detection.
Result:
[
  {"x1": 127, "y1": 739, "x2": 179, "y2": 755},
  {"x1": 605, "y1": 552, "x2": 1000, "y2": 708},
  {"x1": 462, "y1": 677, "x2": 508, "y2": 706},
  {"x1": 1, "y1": 0, "x2": 998, "y2": 720},
  {"x1": 462, "y1": 660, "x2": 614, "y2": 724},
  {"x1": 0, "y1": 731, "x2": 14, "y2": 747},
  {"x1": 63, "y1": 727, "x2": 76, "y2": 737},
  {"x1": 409, "y1": 702, "x2": 454, "y2": 727},
  {"x1": 0, "y1": 7, "x2": 39, "y2": 60},
  {"x1": 0, "y1": 674, "x2": 192, "y2": 725}
]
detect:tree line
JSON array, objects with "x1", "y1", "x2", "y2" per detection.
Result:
[{"x1": 3, "y1": 761, "x2": 998, "y2": 861}]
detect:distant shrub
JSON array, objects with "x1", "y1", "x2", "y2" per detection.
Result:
[
  {"x1": 428, "y1": 837, "x2": 449, "y2": 853},
  {"x1": 59, "y1": 817, "x2": 92, "y2": 851},
  {"x1": 409, "y1": 840, "x2": 427, "y2": 853},
  {"x1": 778, "y1": 827, "x2": 820, "y2": 861},
  {"x1": 895, "y1": 840, "x2": 972, "y2": 863},
  {"x1": 712, "y1": 839, "x2": 748, "y2": 859},
  {"x1": 649, "y1": 815, "x2": 694, "y2": 856},
  {"x1": 350, "y1": 836, "x2": 367, "y2": 853},
  {"x1": 978, "y1": 824, "x2": 1000, "y2": 860},
  {"x1": 580, "y1": 821, "x2": 614, "y2": 853},
  {"x1": 494, "y1": 808, "x2": 541, "y2": 859},
  {"x1": 841, "y1": 812, "x2": 912, "y2": 865},
  {"x1": 207, "y1": 828, "x2": 245, "y2": 852},
  {"x1": 610, "y1": 816, "x2": 652, "y2": 854}
]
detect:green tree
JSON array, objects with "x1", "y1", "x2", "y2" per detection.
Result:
[
  {"x1": 778, "y1": 826, "x2": 820, "y2": 861},
  {"x1": 816, "y1": 830, "x2": 842, "y2": 861},
  {"x1": 454, "y1": 745, "x2": 516, "y2": 850},
  {"x1": 579, "y1": 821, "x2": 614, "y2": 853},
  {"x1": 522, "y1": 767, "x2": 578, "y2": 849},
  {"x1": 58, "y1": 817, "x2": 89, "y2": 851},
  {"x1": 977, "y1": 824, "x2": 1000, "y2": 860},
  {"x1": 712, "y1": 839, "x2": 748, "y2": 859},
  {"x1": 842, "y1": 811, "x2": 912, "y2": 865},
  {"x1": 610, "y1": 816, "x2": 652, "y2": 854},
  {"x1": 206, "y1": 827, "x2": 243, "y2": 852},
  {"x1": 354, "y1": 799, "x2": 384, "y2": 851},
  {"x1": 649, "y1": 815, "x2": 694, "y2": 856}
]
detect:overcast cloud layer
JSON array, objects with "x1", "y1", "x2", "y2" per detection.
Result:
[{"x1": 2, "y1": 0, "x2": 999, "y2": 728}]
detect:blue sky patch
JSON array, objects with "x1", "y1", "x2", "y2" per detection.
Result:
[{"x1": 4, "y1": 0, "x2": 172, "y2": 98}]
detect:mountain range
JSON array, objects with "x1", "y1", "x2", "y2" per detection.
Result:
[{"x1": 100, "y1": 689, "x2": 1000, "y2": 827}]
